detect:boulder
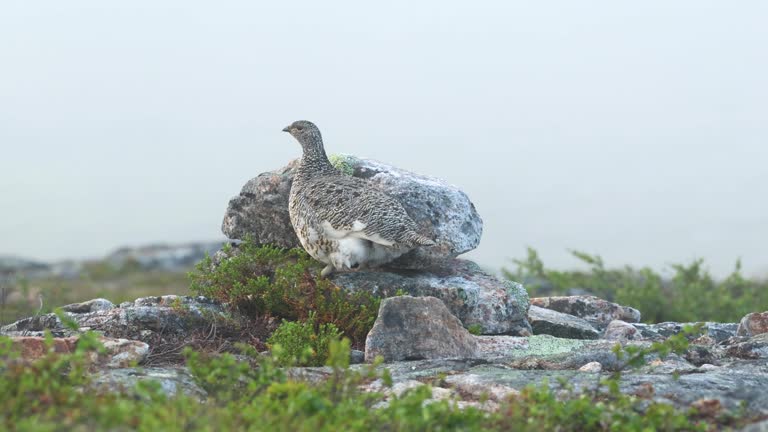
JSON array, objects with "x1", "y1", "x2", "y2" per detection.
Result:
[
  {"x1": 221, "y1": 161, "x2": 300, "y2": 248},
  {"x1": 333, "y1": 259, "x2": 531, "y2": 335},
  {"x1": 603, "y1": 320, "x2": 642, "y2": 341},
  {"x1": 364, "y1": 296, "x2": 479, "y2": 362},
  {"x1": 737, "y1": 312, "x2": 768, "y2": 337},
  {"x1": 527, "y1": 305, "x2": 600, "y2": 339},
  {"x1": 530, "y1": 296, "x2": 641, "y2": 328},
  {"x1": 221, "y1": 155, "x2": 483, "y2": 268}
]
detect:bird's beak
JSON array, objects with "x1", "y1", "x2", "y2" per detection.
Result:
[{"x1": 282, "y1": 126, "x2": 291, "y2": 133}]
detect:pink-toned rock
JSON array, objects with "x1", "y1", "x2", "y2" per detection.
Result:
[
  {"x1": 737, "y1": 312, "x2": 768, "y2": 337},
  {"x1": 530, "y1": 296, "x2": 641, "y2": 328},
  {"x1": 603, "y1": 320, "x2": 641, "y2": 341},
  {"x1": 9, "y1": 336, "x2": 148, "y2": 368}
]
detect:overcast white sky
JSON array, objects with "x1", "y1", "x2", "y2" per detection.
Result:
[{"x1": 1, "y1": 1, "x2": 766, "y2": 277}]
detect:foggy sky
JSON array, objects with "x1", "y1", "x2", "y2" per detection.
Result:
[{"x1": 1, "y1": 1, "x2": 767, "y2": 277}]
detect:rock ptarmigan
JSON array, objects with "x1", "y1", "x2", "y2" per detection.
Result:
[{"x1": 283, "y1": 120, "x2": 435, "y2": 277}]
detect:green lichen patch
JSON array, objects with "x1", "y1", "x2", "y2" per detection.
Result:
[
  {"x1": 520, "y1": 335, "x2": 588, "y2": 357},
  {"x1": 329, "y1": 153, "x2": 356, "y2": 176}
]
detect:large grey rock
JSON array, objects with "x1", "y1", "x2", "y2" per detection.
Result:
[
  {"x1": 221, "y1": 155, "x2": 483, "y2": 268},
  {"x1": 530, "y1": 296, "x2": 641, "y2": 328},
  {"x1": 527, "y1": 305, "x2": 600, "y2": 340},
  {"x1": 365, "y1": 296, "x2": 479, "y2": 362},
  {"x1": 221, "y1": 161, "x2": 300, "y2": 248},
  {"x1": 333, "y1": 259, "x2": 531, "y2": 335},
  {"x1": 737, "y1": 311, "x2": 768, "y2": 337}
]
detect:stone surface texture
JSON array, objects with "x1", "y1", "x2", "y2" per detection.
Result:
[
  {"x1": 333, "y1": 259, "x2": 531, "y2": 336},
  {"x1": 737, "y1": 311, "x2": 768, "y2": 337},
  {"x1": 527, "y1": 305, "x2": 600, "y2": 339},
  {"x1": 603, "y1": 319, "x2": 642, "y2": 341},
  {"x1": 365, "y1": 296, "x2": 479, "y2": 362},
  {"x1": 530, "y1": 296, "x2": 641, "y2": 328}
]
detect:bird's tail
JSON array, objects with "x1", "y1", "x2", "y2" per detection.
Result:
[{"x1": 406, "y1": 232, "x2": 436, "y2": 247}]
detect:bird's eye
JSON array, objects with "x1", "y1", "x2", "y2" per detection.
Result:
[{"x1": 296, "y1": 126, "x2": 303, "y2": 131}]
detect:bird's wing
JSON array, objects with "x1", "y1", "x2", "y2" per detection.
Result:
[{"x1": 306, "y1": 176, "x2": 418, "y2": 246}]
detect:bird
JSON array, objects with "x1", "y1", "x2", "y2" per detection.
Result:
[{"x1": 283, "y1": 120, "x2": 435, "y2": 277}]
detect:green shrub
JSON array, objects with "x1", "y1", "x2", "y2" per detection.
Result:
[
  {"x1": 505, "y1": 248, "x2": 768, "y2": 323},
  {"x1": 188, "y1": 237, "x2": 380, "y2": 347},
  {"x1": 0, "y1": 330, "x2": 751, "y2": 431},
  {"x1": 267, "y1": 314, "x2": 343, "y2": 366}
]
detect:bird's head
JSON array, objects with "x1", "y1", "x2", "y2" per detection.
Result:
[{"x1": 282, "y1": 120, "x2": 322, "y2": 148}]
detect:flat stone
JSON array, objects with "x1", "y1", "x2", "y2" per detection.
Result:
[
  {"x1": 530, "y1": 296, "x2": 641, "y2": 328},
  {"x1": 91, "y1": 366, "x2": 207, "y2": 401},
  {"x1": 61, "y1": 298, "x2": 115, "y2": 313},
  {"x1": 364, "y1": 296, "x2": 479, "y2": 362},
  {"x1": 633, "y1": 322, "x2": 739, "y2": 342},
  {"x1": 528, "y1": 305, "x2": 600, "y2": 339}
]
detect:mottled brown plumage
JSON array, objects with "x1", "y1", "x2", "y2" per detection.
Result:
[{"x1": 283, "y1": 120, "x2": 434, "y2": 276}]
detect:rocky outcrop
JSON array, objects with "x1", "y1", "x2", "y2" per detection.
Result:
[
  {"x1": 365, "y1": 296, "x2": 479, "y2": 362},
  {"x1": 333, "y1": 260, "x2": 530, "y2": 336},
  {"x1": 530, "y1": 296, "x2": 641, "y2": 328},
  {"x1": 527, "y1": 305, "x2": 599, "y2": 339},
  {"x1": 221, "y1": 155, "x2": 483, "y2": 268},
  {"x1": 1, "y1": 295, "x2": 227, "y2": 340}
]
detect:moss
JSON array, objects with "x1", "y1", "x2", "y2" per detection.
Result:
[{"x1": 328, "y1": 153, "x2": 356, "y2": 176}]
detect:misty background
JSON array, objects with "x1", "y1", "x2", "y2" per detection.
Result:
[{"x1": 1, "y1": 1, "x2": 766, "y2": 278}]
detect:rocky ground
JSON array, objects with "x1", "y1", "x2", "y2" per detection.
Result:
[
  {"x1": 3, "y1": 155, "x2": 768, "y2": 430},
  {"x1": 2, "y1": 294, "x2": 768, "y2": 430}
]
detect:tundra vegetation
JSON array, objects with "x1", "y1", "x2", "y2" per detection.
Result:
[{"x1": 1, "y1": 240, "x2": 766, "y2": 430}]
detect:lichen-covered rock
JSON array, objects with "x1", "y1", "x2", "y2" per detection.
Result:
[
  {"x1": 364, "y1": 296, "x2": 479, "y2": 362},
  {"x1": 1, "y1": 295, "x2": 227, "y2": 341},
  {"x1": 220, "y1": 155, "x2": 483, "y2": 268},
  {"x1": 529, "y1": 296, "x2": 640, "y2": 328},
  {"x1": 333, "y1": 259, "x2": 531, "y2": 335},
  {"x1": 603, "y1": 320, "x2": 642, "y2": 341},
  {"x1": 633, "y1": 322, "x2": 738, "y2": 343},
  {"x1": 221, "y1": 161, "x2": 300, "y2": 248},
  {"x1": 527, "y1": 305, "x2": 600, "y2": 340},
  {"x1": 737, "y1": 312, "x2": 768, "y2": 337}
]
